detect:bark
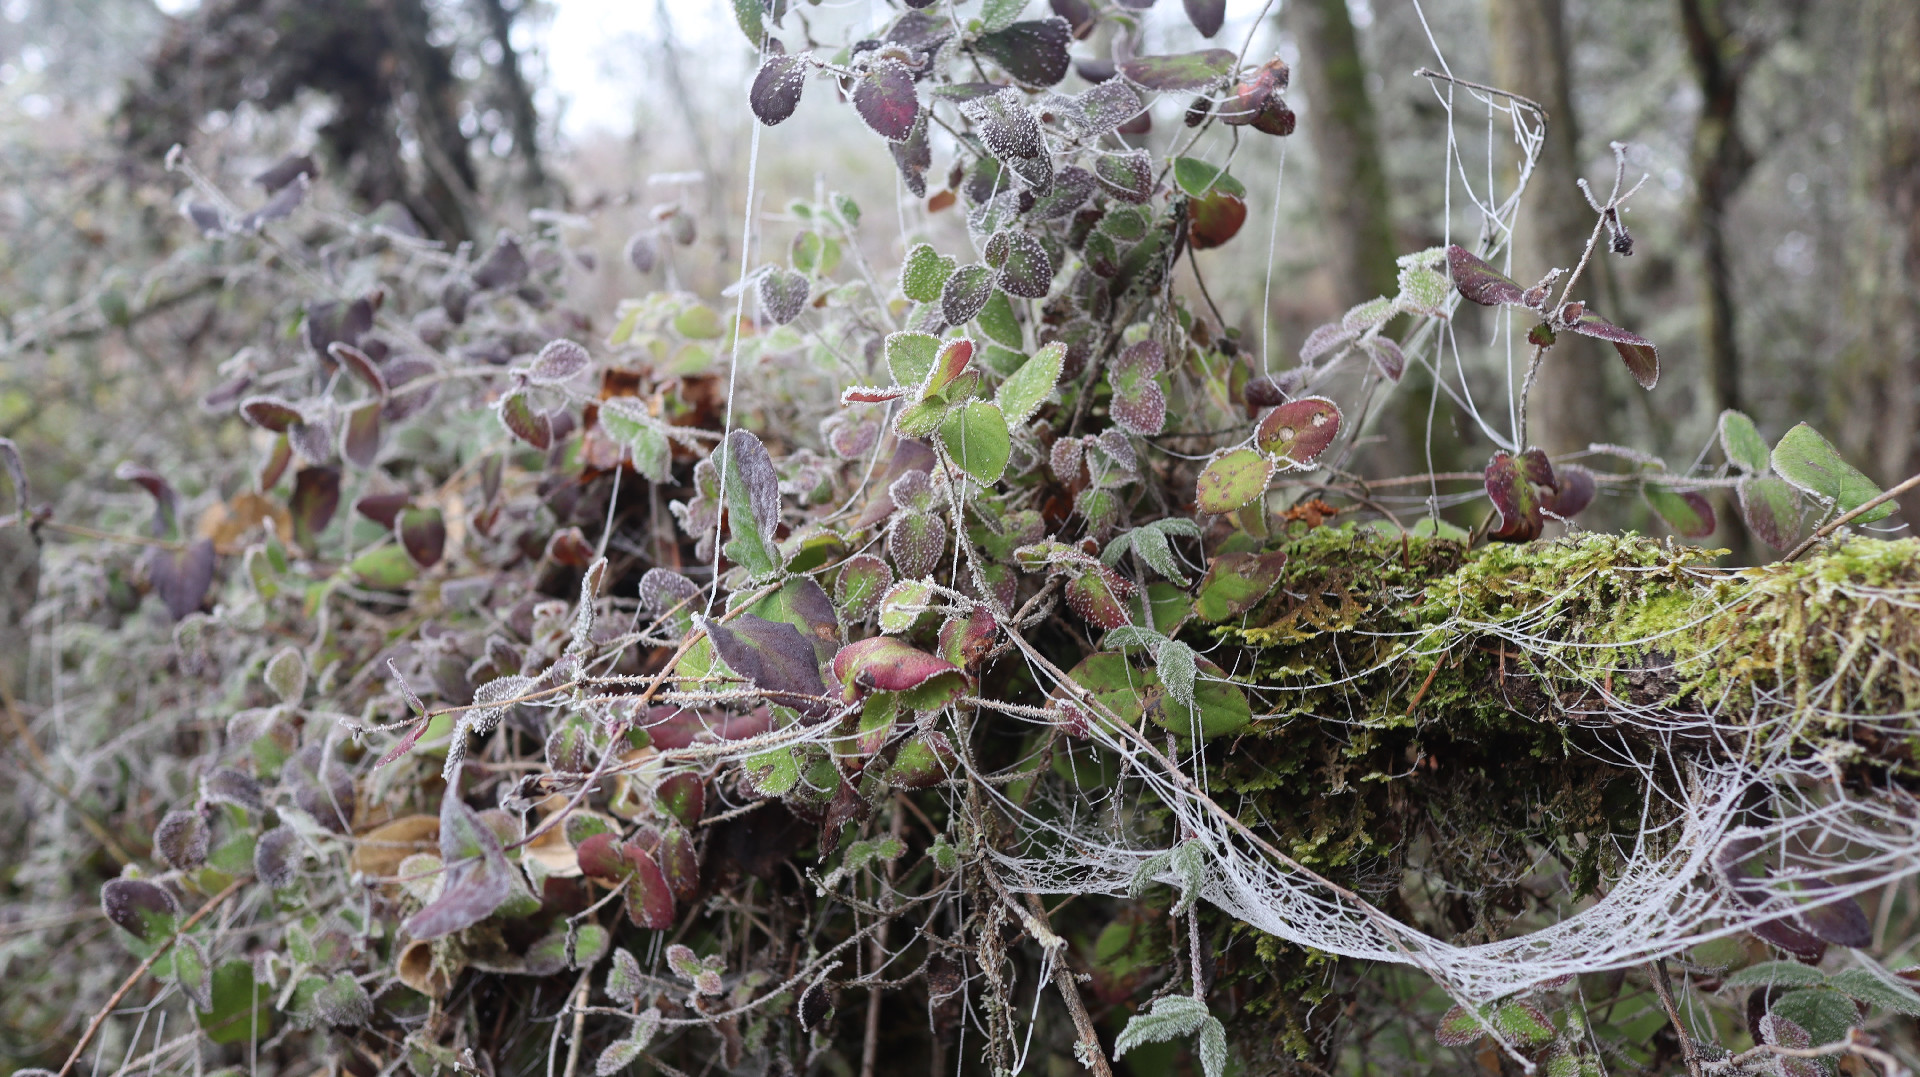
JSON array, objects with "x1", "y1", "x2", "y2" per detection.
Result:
[
  {"x1": 1852, "y1": 0, "x2": 1920, "y2": 523},
  {"x1": 472, "y1": 0, "x2": 552, "y2": 198},
  {"x1": 1676, "y1": 0, "x2": 1758, "y2": 419},
  {"x1": 1488, "y1": 0, "x2": 1625, "y2": 461},
  {"x1": 1291, "y1": 0, "x2": 1398, "y2": 306}
]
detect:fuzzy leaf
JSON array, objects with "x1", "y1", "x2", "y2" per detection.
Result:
[
  {"x1": 1114, "y1": 994, "x2": 1213, "y2": 1058},
  {"x1": 1194, "y1": 448, "x2": 1273, "y2": 514},
  {"x1": 1568, "y1": 311, "x2": 1659, "y2": 389},
  {"x1": 403, "y1": 793, "x2": 516, "y2": 939},
  {"x1": 975, "y1": 18, "x2": 1073, "y2": 86},
  {"x1": 1446, "y1": 245, "x2": 1528, "y2": 307},
  {"x1": 888, "y1": 510, "x2": 947, "y2": 579},
  {"x1": 1093, "y1": 150, "x2": 1153, "y2": 204},
  {"x1": 941, "y1": 264, "x2": 995, "y2": 326},
  {"x1": 1065, "y1": 566, "x2": 1135, "y2": 629},
  {"x1": 1772, "y1": 423, "x2": 1894, "y2": 523},
  {"x1": 1827, "y1": 969, "x2": 1920, "y2": 1016},
  {"x1": 995, "y1": 341, "x2": 1064, "y2": 427},
  {"x1": 720, "y1": 429, "x2": 783, "y2": 579},
  {"x1": 1740, "y1": 474, "x2": 1803, "y2": 550},
  {"x1": 1485, "y1": 449, "x2": 1556, "y2": 542},
  {"x1": 1434, "y1": 1004, "x2": 1483, "y2": 1047},
  {"x1": 498, "y1": 391, "x2": 552, "y2": 450},
  {"x1": 1108, "y1": 339, "x2": 1167, "y2": 435},
  {"x1": 832, "y1": 636, "x2": 960, "y2": 700},
  {"x1": 1719, "y1": 409, "x2": 1770, "y2": 474},
  {"x1": 835, "y1": 554, "x2": 893, "y2": 621},
  {"x1": 528, "y1": 339, "x2": 593, "y2": 385},
  {"x1": 759, "y1": 266, "x2": 810, "y2": 325},
  {"x1": 901, "y1": 244, "x2": 957, "y2": 304},
  {"x1": 1722, "y1": 961, "x2": 1829, "y2": 991},
  {"x1": 704, "y1": 613, "x2": 832, "y2": 718},
  {"x1": 995, "y1": 231, "x2": 1055, "y2": 298}
]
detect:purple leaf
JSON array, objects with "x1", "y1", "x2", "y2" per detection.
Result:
[
  {"x1": 1790, "y1": 881, "x2": 1872, "y2": 948},
  {"x1": 102, "y1": 878, "x2": 178, "y2": 942},
  {"x1": 1028, "y1": 165, "x2": 1096, "y2": 220},
  {"x1": 254, "y1": 826, "x2": 299, "y2": 887},
  {"x1": 832, "y1": 636, "x2": 961, "y2": 700},
  {"x1": 1119, "y1": 49, "x2": 1236, "y2": 91},
  {"x1": 975, "y1": 18, "x2": 1073, "y2": 86},
  {"x1": 854, "y1": 59, "x2": 920, "y2": 142},
  {"x1": 1544, "y1": 464, "x2": 1596, "y2": 519},
  {"x1": 656, "y1": 774, "x2": 705, "y2": 830},
  {"x1": 1446, "y1": 245, "x2": 1528, "y2": 307},
  {"x1": 659, "y1": 825, "x2": 700, "y2": 902},
  {"x1": 404, "y1": 793, "x2": 515, "y2": 939},
  {"x1": 528, "y1": 339, "x2": 593, "y2": 385},
  {"x1": 751, "y1": 51, "x2": 807, "y2": 126},
  {"x1": 1739, "y1": 475, "x2": 1803, "y2": 550},
  {"x1": 1256, "y1": 396, "x2": 1341, "y2": 465},
  {"x1": 623, "y1": 846, "x2": 676, "y2": 929},
  {"x1": 1108, "y1": 339, "x2": 1166, "y2": 435},
  {"x1": 1361, "y1": 337, "x2": 1405, "y2": 382},
  {"x1": 1183, "y1": 0, "x2": 1225, "y2": 36},
  {"x1": 891, "y1": 114, "x2": 932, "y2": 197},
  {"x1": 155, "y1": 809, "x2": 210, "y2": 871},
  {"x1": 705, "y1": 613, "x2": 833, "y2": 719},
  {"x1": 254, "y1": 153, "x2": 317, "y2": 193},
  {"x1": 996, "y1": 230, "x2": 1055, "y2": 298},
  {"x1": 328, "y1": 343, "x2": 387, "y2": 396},
  {"x1": 888, "y1": 511, "x2": 947, "y2": 579},
  {"x1": 1752, "y1": 917, "x2": 1828, "y2": 962},
  {"x1": 498, "y1": 391, "x2": 552, "y2": 450},
  {"x1": 1300, "y1": 321, "x2": 1356, "y2": 363},
  {"x1": 355, "y1": 491, "x2": 409, "y2": 529},
  {"x1": 1051, "y1": 0, "x2": 1094, "y2": 34},
  {"x1": 469, "y1": 234, "x2": 528, "y2": 291},
  {"x1": 721, "y1": 429, "x2": 784, "y2": 579},
  {"x1": 341, "y1": 402, "x2": 382, "y2": 469},
  {"x1": 1568, "y1": 312, "x2": 1660, "y2": 389},
  {"x1": 397, "y1": 506, "x2": 446, "y2": 568},
  {"x1": 1484, "y1": 449, "x2": 1556, "y2": 542},
  {"x1": 304, "y1": 297, "x2": 374, "y2": 365},
  {"x1": 759, "y1": 266, "x2": 810, "y2": 325},
  {"x1": 149, "y1": 538, "x2": 215, "y2": 621},
  {"x1": 289, "y1": 466, "x2": 341, "y2": 549},
  {"x1": 241, "y1": 395, "x2": 304, "y2": 434}
]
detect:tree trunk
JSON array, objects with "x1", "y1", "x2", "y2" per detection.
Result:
[
  {"x1": 1853, "y1": 0, "x2": 1920, "y2": 523},
  {"x1": 1291, "y1": 0, "x2": 1397, "y2": 306},
  {"x1": 472, "y1": 0, "x2": 551, "y2": 199},
  {"x1": 380, "y1": 0, "x2": 480, "y2": 243},
  {"x1": 1677, "y1": 0, "x2": 1756, "y2": 420},
  {"x1": 1488, "y1": 0, "x2": 1625, "y2": 461}
]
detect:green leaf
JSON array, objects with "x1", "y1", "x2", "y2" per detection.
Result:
[
  {"x1": 1171, "y1": 157, "x2": 1246, "y2": 199},
  {"x1": 1492, "y1": 1000, "x2": 1556, "y2": 1048},
  {"x1": 1434, "y1": 1004, "x2": 1483, "y2": 1047},
  {"x1": 599, "y1": 398, "x2": 671, "y2": 482},
  {"x1": 349, "y1": 545, "x2": 417, "y2": 590},
  {"x1": 1722, "y1": 960, "x2": 1828, "y2": 991},
  {"x1": 1720, "y1": 410, "x2": 1771, "y2": 474},
  {"x1": 1195, "y1": 448, "x2": 1274, "y2": 514},
  {"x1": 1156, "y1": 639, "x2": 1197, "y2": 709},
  {"x1": 1827, "y1": 969, "x2": 1920, "y2": 1016},
  {"x1": 1066, "y1": 652, "x2": 1249, "y2": 741},
  {"x1": 938, "y1": 401, "x2": 1011, "y2": 484},
  {"x1": 720, "y1": 429, "x2": 784, "y2": 580},
  {"x1": 1117, "y1": 50, "x2": 1237, "y2": 91},
  {"x1": 1196, "y1": 1015, "x2": 1228, "y2": 1077},
  {"x1": 995, "y1": 341, "x2": 1065, "y2": 426},
  {"x1": 976, "y1": 289, "x2": 1023, "y2": 348},
  {"x1": 198, "y1": 961, "x2": 270, "y2": 1044},
  {"x1": 1770, "y1": 987, "x2": 1860, "y2": 1047},
  {"x1": 730, "y1": 0, "x2": 764, "y2": 46},
  {"x1": 1194, "y1": 550, "x2": 1287, "y2": 623},
  {"x1": 878, "y1": 578, "x2": 935, "y2": 633},
  {"x1": 745, "y1": 745, "x2": 801, "y2": 796},
  {"x1": 1740, "y1": 474, "x2": 1803, "y2": 550},
  {"x1": 1772, "y1": 422, "x2": 1894, "y2": 523},
  {"x1": 901, "y1": 244, "x2": 955, "y2": 304},
  {"x1": 886, "y1": 331, "x2": 940, "y2": 388},
  {"x1": 1115, "y1": 995, "x2": 1225, "y2": 1076},
  {"x1": 980, "y1": 0, "x2": 1027, "y2": 33},
  {"x1": 1643, "y1": 483, "x2": 1717, "y2": 539}
]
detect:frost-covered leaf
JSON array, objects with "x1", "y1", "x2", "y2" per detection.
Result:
[
  {"x1": 975, "y1": 18, "x2": 1072, "y2": 86},
  {"x1": 995, "y1": 231, "x2": 1055, "y2": 298},
  {"x1": 1772, "y1": 423, "x2": 1894, "y2": 523},
  {"x1": 1446, "y1": 245, "x2": 1528, "y2": 307},
  {"x1": 1770, "y1": 988, "x2": 1860, "y2": 1050},
  {"x1": 1114, "y1": 995, "x2": 1214, "y2": 1063},
  {"x1": 704, "y1": 613, "x2": 832, "y2": 718},
  {"x1": 1723, "y1": 961, "x2": 1829, "y2": 990},
  {"x1": 939, "y1": 400, "x2": 1012, "y2": 484},
  {"x1": 941, "y1": 263, "x2": 995, "y2": 325},
  {"x1": 1108, "y1": 339, "x2": 1166, "y2": 435},
  {"x1": 759, "y1": 266, "x2": 810, "y2": 325},
  {"x1": 1827, "y1": 969, "x2": 1920, "y2": 1015},
  {"x1": 528, "y1": 339, "x2": 592, "y2": 384},
  {"x1": 721, "y1": 429, "x2": 783, "y2": 580},
  {"x1": 886, "y1": 331, "x2": 940, "y2": 389},
  {"x1": 1568, "y1": 311, "x2": 1659, "y2": 390},
  {"x1": 1256, "y1": 396, "x2": 1340, "y2": 465},
  {"x1": 832, "y1": 636, "x2": 960, "y2": 699},
  {"x1": 1065, "y1": 565, "x2": 1135, "y2": 629},
  {"x1": 1720, "y1": 409, "x2": 1771, "y2": 474},
  {"x1": 595, "y1": 1010, "x2": 660, "y2": 1075},
  {"x1": 1195, "y1": 448, "x2": 1273, "y2": 514},
  {"x1": 854, "y1": 59, "x2": 920, "y2": 141},
  {"x1": 996, "y1": 341, "x2": 1064, "y2": 426},
  {"x1": 254, "y1": 826, "x2": 299, "y2": 887},
  {"x1": 1740, "y1": 474, "x2": 1803, "y2": 550},
  {"x1": 1360, "y1": 337, "x2": 1405, "y2": 382},
  {"x1": 498, "y1": 391, "x2": 552, "y2": 450},
  {"x1": 403, "y1": 793, "x2": 516, "y2": 939},
  {"x1": 1643, "y1": 483, "x2": 1717, "y2": 539},
  {"x1": 155, "y1": 809, "x2": 210, "y2": 871},
  {"x1": 901, "y1": 244, "x2": 957, "y2": 304},
  {"x1": 1434, "y1": 1004, "x2": 1483, "y2": 1047},
  {"x1": 171, "y1": 934, "x2": 214, "y2": 1010},
  {"x1": 1118, "y1": 50, "x2": 1236, "y2": 91},
  {"x1": 751, "y1": 51, "x2": 807, "y2": 126},
  {"x1": 265, "y1": 646, "x2": 308, "y2": 704},
  {"x1": 103, "y1": 878, "x2": 179, "y2": 942},
  {"x1": 888, "y1": 510, "x2": 947, "y2": 579},
  {"x1": 1094, "y1": 150, "x2": 1153, "y2": 204}
]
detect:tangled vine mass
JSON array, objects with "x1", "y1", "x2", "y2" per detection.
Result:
[{"x1": 5, "y1": 2, "x2": 1920, "y2": 1076}]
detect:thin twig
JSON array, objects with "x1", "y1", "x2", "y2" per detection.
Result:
[
  {"x1": 1412, "y1": 67, "x2": 1548, "y2": 119},
  {"x1": 1646, "y1": 959, "x2": 1703, "y2": 1077},
  {"x1": 56, "y1": 876, "x2": 251, "y2": 1077},
  {"x1": 1783, "y1": 470, "x2": 1920, "y2": 562}
]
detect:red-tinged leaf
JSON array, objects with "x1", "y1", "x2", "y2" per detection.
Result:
[
  {"x1": 149, "y1": 538, "x2": 213, "y2": 621},
  {"x1": 658, "y1": 825, "x2": 699, "y2": 902},
  {"x1": 751, "y1": 51, "x2": 807, "y2": 126},
  {"x1": 405, "y1": 794, "x2": 516, "y2": 939},
  {"x1": 1361, "y1": 337, "x2": 1405, "y2": 382},
  {"x1": 888, "y1": 730, "x2": 958, "y2": 788},
  {"x1": 1434, "y1": 1004, "x2": 1483, "y2": 1047},
  {"x1": 1300, "y1": 321, "x2": 1356, "y2": 363},
  {"x1": 924, "y1": 337, "x2": 975, "y2": 397},
  {"x1": 258, "y1": 434, "x2": 292, "y2": 492},
  {"x1": 976, "y1": 18, "x2": 1073, "y2": 86},
  {"x1": 888, "y1": 510, "x2": 947, "y2": 579},
  {"x1": 843, "y1": 385, "x2": 912, "y2": 405},
  {"x1": 1528, "y1": 323, "x2": 1557, "y2": 347},
  {"x1": 854, "y1": 59, "x2": 919, "y2": 141},
  {"x1": 1544, "y1": 464, "x2": 1596, "y2": 519},
  {"x1": 1790, "y1": 881, "x2": 1872, "y2": 948},
  {"x1": 528, "y1": 338, "x2": 592, "y2": 384},
  {"x1": 832, "y1": 636, "x2": 960, "y2": 701},
  {"x1": 1643, "y1": 483, "x2": 1716, "y2": 538},
  {"x1": 241, "y1": 395, "x2": 304, "y2": 433},
  {"x1": 290, "y1": 466, "x2": 341, "y2": 549},
  {"x1": 375, "y1": 716, "x2": 432, "y2": 768},
  {"x1": 1740, "y1": 475, "x2": 1803, "y2": 550},
  {"x1": 1753, "y1": 917, "x2": 1828, "y2": 963},
  {"x1": 1195, "y1": 550, "x2": 1288, "y2": 622},
  {"x1": 544, "y1": 526, "x2": 593, "y2": 567},
  {"x1": 341, "y1": 401, "x2": 382, "y2": 469},
  {"x1": 397, "y1": 506, "x2": 446, "y2": 568},
  {"x1": 575, "y1": 832, "x2": 628, "y2": 881},
  {"x1": 1568, "y1": 311, "x2": 1659, "y2": 389},
  {"x1": 891, "y1": 113, "x2": 933, "y2": 197},
  {"x1": 304, "y1": 296, "x2": 374, "y2": 363},
  {"x1": 328, "y1": 343, "x2": 387, "y2": 396},
  {"x1": 996, "y1": 230, "x2": 1055, "y2": 298},
  {"x1": 1221, "y1": 60, "x2": 1296, "y2": 135},
  {"x1": 835, "y1": 555, "x2": 894, "y2": 621},
  {"x1": 1187, "y1": 189, "x2": 1246, "y2": 250},
  {"x1": 656, "y1": 773, "x2": 705, "y2": 829},
  {"x1": 1065, "y1": 566, "x2": 1135, "y2": 630},
  {"x1": 498, "y1": 391, "x2": 551, "y2": 450},
  {"x1": 706, "y1": 613, "x2": 833, "y2": 719},
  {"x1": 1118, "y1": 49, "x2": 1236, "y2": 91},
  {"x1": 1108, "y1": 339, "x2": 1167, "y2": 436},
  {"x1": 623, "y1": 846, "x2": 676, "y2": 929},
  {"x1": 1446, "y1": 245, "x2": 1528, "y2": 307},
  {"x1": 356, "y1": 490, "x2": 408, "y2": 529},
  {"x1": 938, "y1": 605, "x2": 999, "y2": 669},
  {"x1": 1094, "y1": 150, "x2": 1153, "y2": 204},
  {"x1": 102, "y1": 878, "x2": 179, "y2": 942},
  {"x1": 1195, "y1": 447, "x2": 1274, "y2": 514},
  {"x1": 1484, "y1": 449, "x2": 1555, "y2": 542},
  {"x1": 1183, "y1": 0, "x2": 1225, "y2": 35},
  {"x1": 1256, "y1": 396, "x2": 1341, "y2": 465}
]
